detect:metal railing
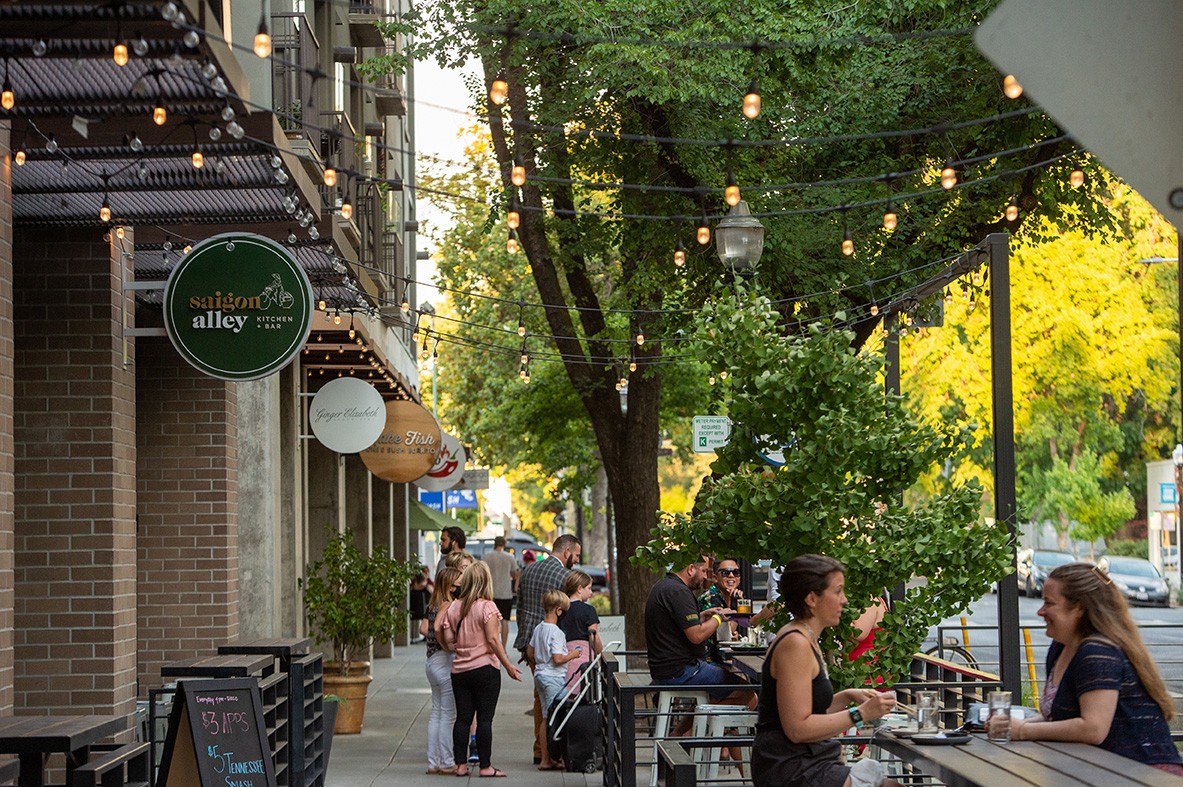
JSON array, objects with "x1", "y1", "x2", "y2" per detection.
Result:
[{"x1": 271, "y1": 12, "x2": 319, "y2": 137}]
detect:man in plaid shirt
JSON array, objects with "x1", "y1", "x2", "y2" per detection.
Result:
[{"x1": 514, "y1": 533, "x2": 582, "y2": 765}]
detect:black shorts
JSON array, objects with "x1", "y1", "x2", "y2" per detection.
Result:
[{"x1": 494, "y1": 597, "x2": 513, "y2": 618}]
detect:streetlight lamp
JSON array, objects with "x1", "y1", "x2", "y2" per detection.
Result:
[{"x1": 715, "y1": 200, "x2": 765, "y2": 275}]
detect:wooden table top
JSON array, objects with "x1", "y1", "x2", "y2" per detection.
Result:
[
  {"x1": 0, "y1": 715, "x2": 126, "y2": 754},
  {"x1": 161, "y1": 653, "x2": 273, "y2": 677},
  {"x1": 876, "y1": 732, "x2": 1180, "y2": 787}
]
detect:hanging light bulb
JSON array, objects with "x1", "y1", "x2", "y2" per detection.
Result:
[
  {"x1": 153, "y1": 100, "x2": 167, "y2": 126},
  {"x1": 511, "y1": 156, "x2": 526, "y2": 187},
  {"x1": 45, "y1": 134, "x2": 57, "y2": 153},
  {"x1": 1070, "y1": 168, "x2": 1085, "y2": 188},
  {"x1": 191, "y1": 145, "x2": 204, "y2": 169},
  {"x1": 883, "y1": 200, "x2": 898, "y2": 231},
  {"x1": 517, "y1": 312, "x2": 526, "y2": 337},
  {"x1": 115, "y1": 225, "x2": 125, "y2": 239},
  {"x1": 724, "y1": 168, "x2": 741, "y2": 207},
  {"x1": 635, "y1": 332, "x2": 645, "y2": 346},
  {"x1": 743, "y1": 79, "x2": 761, "y2": 119},
  {"x1": 520, "y1": 348, "x2": 529, "y2": 365},
  {"x1": 708, "y1": 374, "x2": 716, "y2": 386},
  {"x1": 333, "y1": 311, "x2": 342, "y2": 325},
  {"x1": 944, "y1": 288, "x2": 953, "y2": 305},
  {"x1": 14, "y1": 144, "x2": 25, "y2": 166},
  {"x1": 1, "y1": 77, "x2": 13, "y2": 112},
  {"x1": 629, "y1": 359, "x2": 637, "y2": 372},
  {"x1": 673, "y1": 239, "x2": 686, "y2": 267},
  {"x1": 324, "y1": 167, "x2": 337, "y2": 187},
  {"x1": 1002, "y1": 74, "x2": 1023, "y2": 100},
  {"x1": 113, "y1": 41, "x2": 129, "y2": 66},
  {"x1": 400, "y1": 290, "x2": 410, "y2": 313},
  {"x1": 841, "y1": 227, "x2": 854, "y2": 256},
  {"x1": 869, "y1": 303, "x2": 879, "y2": 317},
  {"x1": 32, "y1": 39, "x2": 48, "y2": 56},
  {"x1": 339, "y1": 196, "x2": 353, "y2": 220},
  {"x1": 1005, "y1": 196, "x2": 1020, "y2": 222},
  {"x1": 128, "y1": 133, "x2": 144, "y2": 152},
  {"x1": 506, "y1": 230, "x2": 519, "y2": 254},
  {"x1": 697, "y1": 216, "x2": 710, "y2": 245},
  {"x1": 254, "y1": 13, "x2": 272, "y2": 58},
  {"x1": 132, "y1": 34, "x2": 149, "y2": 57},
  {"x1": 99, "y1": 195, "x2": 112, "y2": 223},
  {"x1": 507, "y1": 196, "x2": 520, "y2": 229},
  {"x1": 489, "y1": 74, "x2": 508, "y2": 105},
  {"x1": 318, "y1": 299, "x2": 327, "y2": 311},
  {"x1": 940, "y1": 160, "x2": 957, "y2": 190}
]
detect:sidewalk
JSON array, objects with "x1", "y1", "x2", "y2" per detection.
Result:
[{"x1": 326, "y1": 632, "x2": 602, "y2": 787}]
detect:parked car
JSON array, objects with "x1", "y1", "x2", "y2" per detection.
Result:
[
  {"x1": 1015, "y1": 549, "x2": 1076, "y2": 597},
  {"x1": 1097, "y1": 555, "x2": 1171, "y2": 607},
  {"x1": 583, "y1": 565, "x2": 610, "y2": 593}
]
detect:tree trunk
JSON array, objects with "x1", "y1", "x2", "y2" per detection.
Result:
[{"x1": 587, "y1": 465, "x2": 609, "y2": 567}]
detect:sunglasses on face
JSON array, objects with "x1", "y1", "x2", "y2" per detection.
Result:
[{"x1": 717, "y1": 568, "x2": 741, "y2": 577}]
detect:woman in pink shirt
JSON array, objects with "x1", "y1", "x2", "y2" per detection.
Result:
[{"x1": 442, "y1": 560, "x2": 523, "y2": 777}]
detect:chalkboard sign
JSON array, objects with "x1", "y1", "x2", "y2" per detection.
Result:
[{"x1": 157, "y1": 678, "x2": 277, "y2": 787}]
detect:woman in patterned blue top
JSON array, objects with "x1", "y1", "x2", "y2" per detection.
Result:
[{"x1": 991, "y1": 562, "x2": 1183, "y2": 775}]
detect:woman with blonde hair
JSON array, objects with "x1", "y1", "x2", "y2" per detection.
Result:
[
  {"x1": 422, "y1": 566, "x2": 462, "y2": 775},
  {"x1": 991, "y1": 562, "x2": 1183, "y2": 774},
  {"x1": 445, "y1": 550, "x2": 475, "y2": 571},
  {"x1": 441, "y1": 560, "x2": 522, "y2": 777}
]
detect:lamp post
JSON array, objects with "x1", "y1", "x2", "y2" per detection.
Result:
[
  {"x1": 1173, "y1": 443, "x2": 1183, "y2": 590},
  {"x1": 715, "y1": 200, "x2": 765, "y2": 274}
]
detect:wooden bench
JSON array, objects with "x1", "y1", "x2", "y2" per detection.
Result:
[{"x1": 70, "y1": 741, "x2": 151, "y2": 787}]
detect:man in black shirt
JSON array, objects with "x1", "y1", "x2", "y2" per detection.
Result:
[{"x1": 645, "y1": 555, "x2": 752, "y2": 705}]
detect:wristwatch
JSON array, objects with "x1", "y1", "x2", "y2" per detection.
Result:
[{"x1": 847, "y1": 706, "x2": 865, "y2": 729}]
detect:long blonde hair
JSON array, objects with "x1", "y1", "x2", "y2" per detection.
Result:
[
  {"x1": 1049, "y1": 562, "x2": 1174, "y2": 721},
  {"x1": 429, "y1": 566, "x2": 462, "y2": 612},
  {"x1": 457, "y1": 560, "x2": 494, "y2": 619}
]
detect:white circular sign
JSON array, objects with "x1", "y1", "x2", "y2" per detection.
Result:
[
  {"x1": 414, "y1": 432, "x2": 467, "y2": 491},
  {"x1": 309, "y1": 378, "x2": 387, "y2": 454}
]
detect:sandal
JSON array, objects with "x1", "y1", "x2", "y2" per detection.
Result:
[
  {"x1": 454, "y1": 766, "x2": 469, "y2": 777},
  {"x1": 435, "y1": 766, "x2": 458, "y2": 776},
  {"x1": 479, "y1": 767, "x2": 508, "y2": 777}
]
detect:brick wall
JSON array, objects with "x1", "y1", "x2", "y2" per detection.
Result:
[
  {"x1": 136, "y1": 335, "x2": 239, "y2": 689},
  {"x1": 0, "y1": 121, "x2": 15, "y2": 712},
  {"x1": 12, "y1": 226, "x2": 137, "y2": 715}
]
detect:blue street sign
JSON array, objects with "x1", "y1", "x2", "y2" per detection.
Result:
[
  {"x1": 418, "y1": 490, "x2": 445, "y2": 512},
  {"x1": 446, "y1": 489, "x2": 478, "y2": 509},
  {"x1": 1160, "y1": 483, "x2": 1177, "y2": 506}
]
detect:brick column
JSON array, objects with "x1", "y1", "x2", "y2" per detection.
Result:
[
  {"x1": 12, "y1": 226, "x2": 136, "y2": 715},
  {"x1": 136, "y1": 335, "x2": 238, "y2": 688},
  {"x1": 0, "y1": 122, "x2": 15, "y2": 712}
]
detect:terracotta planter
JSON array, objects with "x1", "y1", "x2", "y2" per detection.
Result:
[{"x1": 324, "y1": 661, "x2": 373, "y2": 735}]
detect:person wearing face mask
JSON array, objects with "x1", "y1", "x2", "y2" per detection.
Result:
[{"x1": 698, "y1": 556, "x2": 747, "y2": 664}]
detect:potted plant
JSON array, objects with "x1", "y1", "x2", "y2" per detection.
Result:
[{"x1": 301, "y1": 528, "x2": 418, "y2": 733}]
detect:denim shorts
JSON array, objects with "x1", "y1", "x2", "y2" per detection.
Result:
[{"x1": 654, "y1": 659, "x2": 745, "y2": 702}]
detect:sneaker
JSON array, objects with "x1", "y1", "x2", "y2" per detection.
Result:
[{"x1": 468, "y1": 734, "x2": 479, "y2": 764}]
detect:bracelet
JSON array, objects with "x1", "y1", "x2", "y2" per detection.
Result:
[{"x1": 713, "y1": 614, "x2": 724, "y2": 626}]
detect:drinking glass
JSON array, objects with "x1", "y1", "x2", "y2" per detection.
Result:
[
  {"x1": 915, "y1": 691, "x2": 939, "y2": 733},
  {"x1": 986, "y1": 690, "x2": 1012, "y2": 743}
]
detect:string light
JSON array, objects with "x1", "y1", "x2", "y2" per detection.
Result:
[
  {"x1": 697, "y1": 213, "x2": 711, "y2": 245},
  {"x1": 1002, "y1": 74, "x2": 1023, "y2": 100},
  {"x1": 191, "y1": 144, "x2": 204, "y2": 169},
  {"x1": 725, "y1": 166, "x2": 741, "y2": 207},
  {"x1": 99, "y1": 194, "x2": 112, "y2": 223},
  {"x1": 113, "y1": 41, "x2": 129, "y2": 66},
  {"x1": 132, "y1": 34, "x2": 149, "y2": 57},
  {"x1": 841, "y1": 211, "x2": 854, "y2": 256},
  {"x1": 348, "y1": 315, "x2": 356, "y2": 340},
  {"x1": 673, "y1": 239, "x2": 686, "y2": 267},
  {"x1": 333, "y1": 310, "x2": 342, "y2": 325},
  {"x1": 340, "y1": 196, "x2": 353, "y2": 220},
  {"x1": 45, "y1": 134, "x2": 57, "y2": 153},
  {"x1": 324, "y1": 166, "x2": 337, "y2": 187},
  {"x1": 1, "y1": 60, "x2": 13, "y2": 111},
  {"x1": 1069, "y1": 167, "x2": 1084, "y2": 188},
  {"x1": 507, "y1": 195, "x2": 520, "y2": 229},
  {"x1": 519, "y1": 337, "x2": 529, "y2": 365},
  {"x1": 883, "y1": 198, "x2": 897, "y2": 231},
  {"x1": 490, "y1": 73, "x2": 508, "y2": 105},
  {"x1": 14, "y1": 142, "x2": 25, "y2": 166},
  {"x1": 511, "y1": 155, "x2": 526, "y2": 187},
  {"x1": 516, "y1": 304, "x2": 526, "y2": 337},
  {"x1": 1005, "y1": 196, "x2": 1019, "y2": 222},
  {"x1": 635, "y1": 331, "x2": 645, "y2": 346},
  {"x1": 869, "y1": 303, "x2": 879, "y2": 317},
  {"x1": 254, "y1": 12, "x2": 272, "y2": 58},
  {"x1": 709, "y1": 374, "x2": 716, "y2": 385},
  {"x1": 944, "y1": 288, "x2": 953, "y2": 305},
  {"x1": 743, "y1": 79, "x2": 761, "y2": 119},
  {"x1": 153, "y1": 99, "x2": 167, "y2": 126},
  {"x1": 400, "y1": 286, "x2": 410, "y2": 313},
  {"x1": 940, "y1": 159, "x2": 957, "y2": 190},
  {"x1": 506, "y1": 230, "x2": 519, "y2": 254},
  {"x1": 318, "y1": 299, "x2": 327, "y2": 311}
]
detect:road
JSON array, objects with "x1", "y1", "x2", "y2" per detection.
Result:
[{"x1": 927, "y1": 592, "x2": 1183, "y2": 695}]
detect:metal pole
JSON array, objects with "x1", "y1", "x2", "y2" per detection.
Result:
[{"x1": 988, "y1": 233, "x2": 1021, "y2": 697}]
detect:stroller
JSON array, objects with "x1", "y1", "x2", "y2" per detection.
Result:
[{"x1": 546, "y1": 640, "x2": 620, "y2": 773}]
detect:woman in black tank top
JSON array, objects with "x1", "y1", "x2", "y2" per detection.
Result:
[{"x1": 752, "y1": 555, "x2": 900, "y2": 787}]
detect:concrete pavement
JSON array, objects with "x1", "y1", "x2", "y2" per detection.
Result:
[{"x1": 326, "y1": 635, "x2": 603, "y2": 787}]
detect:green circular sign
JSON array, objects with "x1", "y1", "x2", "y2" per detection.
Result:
[{"x1": 163, "y1": 233, "x2": 314, "y2": 381}]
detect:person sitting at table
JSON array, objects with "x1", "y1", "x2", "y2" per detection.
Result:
[
  {"x1": 752, "y1": 554, "x2": 900, "y2": 787},
  {"x1": 698, "y1": 556, "x2": 748, "y2": 664},
  {"x1": 989, "y1": 562, "x2": 1183, "y2": 775}
]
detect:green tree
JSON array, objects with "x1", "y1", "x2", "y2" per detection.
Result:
[
  {"x1": 384, "y1": 0, "x2": 1117, "y2": 646},
  {"x1": 637, "y1": 288, "x2": 1013, "y2": 685},
  {"x1": 1021, "y1": 451, "x2": 1135, "y2": 555}
]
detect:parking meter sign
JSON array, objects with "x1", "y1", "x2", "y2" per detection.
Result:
[{"x1": 692, "y1": 416, "x2": 732, "y2": 454}]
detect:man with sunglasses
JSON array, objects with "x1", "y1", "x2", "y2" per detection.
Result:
[{"x1": 698, "y1": 557, "x2": 748, "y2": 665}]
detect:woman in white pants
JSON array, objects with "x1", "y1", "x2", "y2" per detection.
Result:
[{"x1": 422, "y1": 566, "x2": 462, "y2": 774}]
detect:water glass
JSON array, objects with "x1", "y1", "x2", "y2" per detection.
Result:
[
  {"x1": 986, "y1": 690, "x2": 1012, "y2": 743},
  {"x1": 915, "y1": 691, "x2": 939, "y2": 732}
]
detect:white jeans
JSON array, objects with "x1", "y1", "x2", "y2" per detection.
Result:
[{"x1": 426, "y1": 650, "x2": 457, "y2": 769}]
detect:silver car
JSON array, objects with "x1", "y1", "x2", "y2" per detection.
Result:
[{"x1": 1097, "y1": 556, "x2": 1171, "y2": 607}]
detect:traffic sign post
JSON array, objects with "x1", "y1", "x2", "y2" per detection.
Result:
[{"x1": 692, "y1": 415, "x2": 731, "y2": 453}]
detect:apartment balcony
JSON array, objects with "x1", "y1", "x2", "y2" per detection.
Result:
[
  {"x1": 348, "y1": 1, "x2": 387, "y2": 48},
  {"x1": 271, "y1": 12, "x2": 320, "y2": 145}
]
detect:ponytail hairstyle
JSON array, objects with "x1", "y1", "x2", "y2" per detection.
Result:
[
  {"x1": 564, "y1": 570, "x2": 593, "y2": 596},
  {"x1": 1048, "y1": 562, "x2": 1174, "y2": 721},
  {"x1": 778, "y1": 554, "x2": 845, "y2": 621}
]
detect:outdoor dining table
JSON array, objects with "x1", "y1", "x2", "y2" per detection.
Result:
[
  {"x1": 875, "y1": 731, "x2": 1182, "y2": 787},
  {"x1": 0, "y1": 715, "x2": 127, "y2": 786}
]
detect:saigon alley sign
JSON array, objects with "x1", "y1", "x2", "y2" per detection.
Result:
[{"x1": 163, "y1": 233, "x2": 314, "y2": 381}]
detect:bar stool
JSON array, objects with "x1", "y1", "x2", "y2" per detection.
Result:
[
  {"x1": 649, "y1": 689, "x2": 709, "y2": 787},
  {"x1": 691, "y1": 704, "x2": 758, "y2": 782}
]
